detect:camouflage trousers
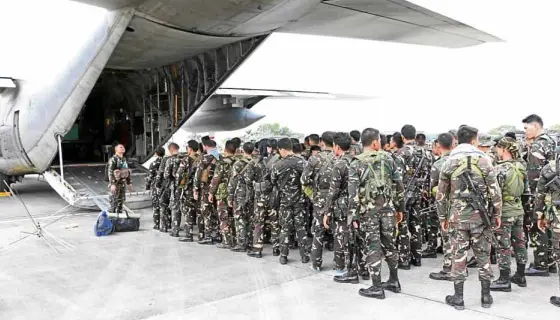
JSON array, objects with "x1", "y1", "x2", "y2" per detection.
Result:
[
  {"x1": 311, "y1": 203, "x2": 330, "y2": 268},
  {"x1": 279, "y1": 202, "x2": 310, "y2": 258},
  {"x1": 426, "y1": 210, "x2": 440, "y2": 251},
  {"x1": 158, "y1": 188, "x2": 172, "y2": 230},
  {"x1": 268, "y1": 204, "x2": 280, "y2": 251},
  {"x1": 235, "y1": 201, "x2": 253, "y2": 248},
  {"x1": 199, "y1": 187, "x2": 215, "y2": 238},
  {"x1": 170, "y1": 188, "x2": 183, "y2": 235},
  {"x1": 109, "y1": 183, "x2": 126, "y2": 213},
  {"x1": 181, "y1": 194, "x2": 197, "y2": 238},
  {"x1": 450, "y1": 222, "x2": 493, "y2": 282},
  {"x1": 407, "y1": 204, "x2": 424, "y2": 261},
  {"x1": 441, "y1": 226, "x2": 452, "y2": 272},
  {"x1": 530, "y1": 223, "x2": 555, "y2": 269},
  {"x1": 151, "y1": 188, "x2": 160, "y2": 228},
  {"x1": 252, "y1": 193, "x2": 270, "y2": 251},
  {"x1": 550, "y1": 213, "x2": 560, "y2": 288},
  {"x1": 358, "y1": 211, "x2": 399, "y2": 279},
  {"x1": 217, "y1": 200, "x2": 234, "y2": 246},
  {"x1": 397, "y1": 212, "x2": 411, "y2": 265},
  {"x1": 333, "y1": 218, "x2": 366, "y2": 271},
  {"x1": 495, "y1": 215, "x2": 527, "y2": 270}
]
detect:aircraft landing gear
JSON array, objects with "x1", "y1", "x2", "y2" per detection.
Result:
[{"x1": 0, "y1": 173, "x2": 11, "y2": 192}]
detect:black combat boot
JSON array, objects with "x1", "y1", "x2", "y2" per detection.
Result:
[
  {"x1": 551, "y1": 296, "x2": 560, "y2": 307},
  {"x1": 213, "y1": 234, "x2": 222, "y2": 243},
  {"x1": 359, "y1": 270, "x2": 370, "y2": 281},
  {"x1": 421, "y1": 248, "x2": 438, "y2": 259},
  {"x1": 429, "y1": 269, "x2": 453, "y2": 281},
  {"x1": 436, "y1": 246, "x2": 443, "y2": 254},
  {"x1": 381, "y1": 265, "x2": 402, "y2": 293},
  {"x1": 358, "y1": 274, "x2": 385, "y2": 299},
  {"x1": 334, "y1": 269, "x2": 359, "y2": 284},
  {"x1": 411, "y1": 255, "x2": 422, "y2": 267},
  {"x1": 466, "y1": 256, "x2": 479, "y2": 268},
  {"x1": 272, "y1": 248, "x2": 280, "y2": 256},
  {"x1": 445, "y1": 282, "x2": 465, "y2": 310},
  {"x1": 247, "y1": 249, "x2": 262, "y2": 258},
  {"x1": 525, "y1": 262, "x2": 550, "y2": 277},
  {"x1": 153, "y1": 225, "x2": 159, "y2": 230},
  {"x1": 216, "y1": 242, "x2": 231, "y2": 249},
  {"x1": 178, "y1": 235, "x2": 193, "y2": 242},
  {"x1": 279, "y1": 256, "x2": 288, "y2": 265},
  {"x1": 198, "y1": 236, "x2": 213, "y2": 245},
  {"x1": 481, "y1": 280, "x2": 493, "y2": 308},
  {"x1": 510, "y1": 263, "x2": 527, "y2": 287},
  {"x1": 301, "y1": 255, "x2": 310, "y2": 264},
  {"x1": 231, "y1": 244, "x2": 247, "y2": 252},
  {"x1": 490, "y1": 246, "x2": 497, "y2": 265},
  {"x1": 549, "y1": 263, "x2": 558, "y2": 274},
  {"x1": 490, "y1": 269, "x2": 511, "y2": 292}
]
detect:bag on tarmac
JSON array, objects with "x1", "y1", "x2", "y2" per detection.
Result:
[
  {"x1": 94, "y1": 211, "x2": 114, "y2": 236},
  {"x1": 109, "y1": 211, "x2": 140, "y2": 232}
]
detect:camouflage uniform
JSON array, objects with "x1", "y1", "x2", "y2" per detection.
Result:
[
  {"x1": 107, "y1": 154, "x2": 131, "y2": 213},
  {"x1": 349, "y1": 143, "x2": 363, "y2": 156},
  {"x1": 194, "y1": 151, "x2": 220, "y2": 242},
  {"x1": 229, "y1": 154, "x2": 258, "y2": 249},
  {"x1": 301, "y1": 149, "x2": 335, "y2": 268},
  {"x1": 155, "y1": 156, "x2": 172, "y2": 231},
  {"x1": 164, "y1": 153, "x2": 182, "y2": 236},
  {"x1": 526, "y1": 133, "x2": 556, "y2": 272},
  {"x1": 348, "y1": 150, "x2": 404, "y2": 293},
  {"x1": 436, "y1": 144, "x2": 502, "y2": 283},
  {"x1": 394, "y1": 141, "x2": 430, "y2": 266},
  {"x1": 176, "y1": 153, "x2": 200, "y2": 240},
  {"x1": 265, "y1": 153, "x2": 282, "y2": 251},
  {"x1": 145, "y1": 156, "x2": 162, "y2": 228},
  {"x1": 534, "y1": 157, "x2": 560, "y2": 305},
  {"x1": 250, "y1": 156, "x2": 270, "y2": 253},
  {"x1": 209, "y1": 155, "x2": 236, "y2": 247},
  {"x1": 271, "y1": 154, "x2": 310, "y2": 261}
]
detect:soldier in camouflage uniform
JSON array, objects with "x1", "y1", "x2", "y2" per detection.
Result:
[
  {"x1": 302, "y1": 131, "x2": 336, "y2": 271},
  {"x1": 349, "y1": 130, "x2": 363, "y2": 156},
  {"x1": 522, "y1": 114, "x2": 557, "y2": 276},
  {"x1": 164, "y1": 143, "x2": 183, "y2": 237},
  {"x1": 154, "y1": 154, "x2": 171, "y2": 231},
  {"x1": 271, "y1": 138, "x2": 310, "y2": 265},
  {"x1": 394, "y1": 125, "x2": 430, "y2": 268},
  {"x1": 490, "y1": 137, "x2": 529, "y2": 292},
  {"x1": 209, "y1": 140, "x2": 236, "y2": 248},
  {"x1": 229, "y1": 142, "x2": 258, "y2": 252},
  {"x1": 145, "y1": 147, "x2": 165, "y2": 229},
  {"x1": 265, "y1": 139, "x2": 282, "y2": 255},
  {"x1": 248, "y1": 140, "x2": 271, "y2": 258},
  {"x1": 107, "y1": 144, "x2": 133, "y2": 213},
  {"x1": 345, "y1": 128, "x2": 404, "y2": 299},
  {"x1": 428, "y1": 133, "x2": 455, "y2": 281},
  {"x1": 534, "y1": 146, "x2": 560, "y2": 307},
  {"x1": 437, "y1": 125, "x2": 502, "y2": 310},
  {"x1": 194, "y1": 139, "x2": 220, "y2": 244},
  {"x1": 177, "y1": 140, "x2": 200, "y2": 242}
]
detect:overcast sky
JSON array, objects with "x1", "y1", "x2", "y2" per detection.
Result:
[{"x1": 2, "y1": 0, "x2": 560, "y2": 141}]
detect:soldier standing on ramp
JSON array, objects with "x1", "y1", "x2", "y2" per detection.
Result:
[
  {"x1": 177, "y1": 140, "x2": 200, "y2": 242},
  {"x1": 107, "y1": 143, "x2": 133, "y2": 213},
  {"x1": 145, "y1": 147, "x2": 165, "y2": 229}
]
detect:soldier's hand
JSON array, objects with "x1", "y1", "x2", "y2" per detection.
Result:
[
  {"x1": 323, "y1": 215, "x2": 330, "y2": 229},
  {"x1": 208, "y1": 194, "x2": 214, "y2": 203},
  {"x1": 228, "y1": 201, "x2": 233, "y2": 208},
  {"x1": 396, "y1": 212, "x2": 404, "y2": 224},
  {"x1": 353, "y1": 221, "x2": 359, "y2": 230},
  {"x1": 441, "y1": 220, "x2": 449, "y2": 232},
  {"x1": 110, "y1": 184, "x2": 116, "y2": 194},
  {"x1": 538, "y1": 217, "x2": 547, "y2": 232},
  {"x1": 129, "y1": 184, "x2": 133, "y2": 192},
  {"x1": 492, "y1": 217, "x2": 501, "y2": 230}
]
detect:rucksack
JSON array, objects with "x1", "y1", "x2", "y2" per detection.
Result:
[
  {"x1": 355, "y1": 152, "x2": 392, "y2": 203},
  {"x1": 501, "y1": 161, "x2": 527, "y2": 201},
  {"x1": 94, "y1": 211, "x2": 114, "y2": 236},
  {"x1": 216, "y1": 157, "x2": 235, "y2": 200},
  {"x1": 314, "y1": 151, "x2": 336, "y2": 190}
]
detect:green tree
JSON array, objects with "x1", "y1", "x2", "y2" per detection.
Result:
[
  {"x1": 548, "y1": 124, "x2": 560, "y2": 131},
  {"x1": 243, "y1": 122, "x2": 301, "y2": 141},
  {"x1": 488, "y1": 125, "x2": 517, "y2": 135}
]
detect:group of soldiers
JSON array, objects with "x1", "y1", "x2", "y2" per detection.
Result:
[{"x1": 130, "y1": 113, "x2": 560, "y2": 309}]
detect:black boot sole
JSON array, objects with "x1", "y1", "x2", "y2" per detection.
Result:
[
  {"x1": 481, "y1": 303, "x2": 492, "y2": 308},
  {"x1": 445, "y1": 298, "x2": 464, "y2": 310},
  {"x1": 489, "y1": 287, "x2": 511, "y2": 292},
  {"x1": 333, "y1": 277, "x2": 359, "y2": 284},
  {"x1": 358, "y1": 290, "x2": 385, "y2": 299}
]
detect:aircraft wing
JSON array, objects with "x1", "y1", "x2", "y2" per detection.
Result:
[{"x1": 215, "y1": 88, "x2": 374, "y2": 101}]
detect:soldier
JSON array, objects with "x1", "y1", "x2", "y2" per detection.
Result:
[
  {"x1": 523, "y1": 114, "x2": 557, "y2": 276},
  {"x1": 534, "y1": 146, "x2": 560, "y2": 307},
  {"x1": 478, "y1": 134, "x2": 496, "y2": 165},
  {"x1": 302, "y1": 136, "x2": 311, "y2": 160},
  {"x1": 346, "y1": 128, "x2": 404, "y2": 299},
  {"x1": 390, "y1": 132, "x2": 403, "y2": 153},
  {"x1": 349, "y1": 130, "x2": 363, "y2": 156},
  {"x1": 437, "y1": 125, "x2": 502, "y2": 310},
  {"x1": 394, "y1": 124, "x2": 430, "y2": 268},
  {"x1": 154, "y1": 152, "x2": 171, "y2": 232},
  {"x1": 248, "y1": 140, "x2": 271, "y2": 258},
  {"x1": 194, "y1": 139, "x2": 220, "y2": 244},
  {"x1": 145, "y1": 147, "x2": 165, "y2": 229},
  {"x1": 302, "y1": 131, "x2": 336, "y2": 271},
  {"x1": 229, "y1": 142, "x2": 258, "y2": 252},
  {"x1": 107, "y1": 144, "x2": 133, "y2": 213},
  {"x1": 428, "y1": 133, "x2": 454, "y2": 281},
  {"x1": 266, "y1": 139, "x2": 282, "y2": 254},
  {"x1": 177, "y1": 140, "x2": 200, "y2": 242},
  {"x1": 208, "y1": 141, "x2": 236, "y2": 248},
  {"x1": 490, "y1": 137, "x2": 528, "y2": 292},
  {"x1": 271, "y1": 138, "x2": 310, "y2": 264},
  {"x1": 165, "y1": 143, "x2": 183, "y2": 237}
]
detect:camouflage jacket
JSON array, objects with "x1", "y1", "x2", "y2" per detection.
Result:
[
  {"x1": 301, "y1": 149, "x2": 335, "y2": 206},
  {"x1": 175, "y1": 153, "x2": 200, "y2": 190},
  {"x1": 430, "y1": 152, "x2": 450, "y2": 197},
  {"x1": 145, "y1": 156, "x2": 162, "y2": 190},
  {"x1": 526, "y1": 133, "x2": 555, "y2": 192},
  {"x1": 324, "y1": 151, "x2": 354, "y2": 218},
  {"x1": 395, "y1": 141, "x2": 431, "y2": 194},
  {"x1": 163, "y1": 153, "x2": 181, "y2": 189},
  {"x1": 209, "y1": 155, "x2": 235, "y2": 201},
  {"x1": 535, "y1": 160, "x2": 560, "y2": 222},
  {"x1": 107, "y1": 154, "x2": 131, "y2": 186},
  {"x1": 348, "y1": 150, "x2": 405, "y2": 221},
  {"x1": 349, "y1": 143, "x2": 363, "y2": 156},
  {"x1": 436, "y1": 144, "x2": 502, "y2": 224},
  {"x1": 194, "y1": 151, "x2": 220, "y2": 192},
  {"x1": 228, "y1": 154, "x2": 259, "y2": 206},
  {"x1": 301, "y1": 149, "x2": 311, "y2": 161},
  {"x1": 154, "y1": 156, "x2": 169, "y2": 189},
  {"x1": 271, "y1": 154, "x2": 306, "y2": 206},
  {"x1": 496, "y1": 159, "x2": 527, "y2": 218}
]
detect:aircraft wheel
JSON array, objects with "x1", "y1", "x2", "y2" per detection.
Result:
[{"x1": 0, "y1": 173, "x2": 10, "y2": 192}]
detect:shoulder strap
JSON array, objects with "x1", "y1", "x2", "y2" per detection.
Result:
[{"x1": 451, "y1": 156, "x2": 483, "y2": 179}]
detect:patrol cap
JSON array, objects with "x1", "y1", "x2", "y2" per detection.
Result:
[
  {"x1": 478, "y1": 134, "x2": 494, "y2": 147},
  {"x1": 496, "y1": 137, "x2": 520, "y2": 159}
]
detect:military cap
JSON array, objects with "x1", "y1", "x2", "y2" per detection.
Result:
[
  {"x1": 496, "y1": 137, "x2": 521, "y2": 159},
  {"x1": 478, "y1": 134, "x2": 494, "y2": 147}
]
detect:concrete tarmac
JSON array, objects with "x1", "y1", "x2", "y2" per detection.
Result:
[{"x1": 0, "y1": 178, "x2": 558, "y2": 320}]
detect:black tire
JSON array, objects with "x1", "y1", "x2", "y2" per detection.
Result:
[{"x1": 0, "y1": 173, "x2": 9, "y2": 192}]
